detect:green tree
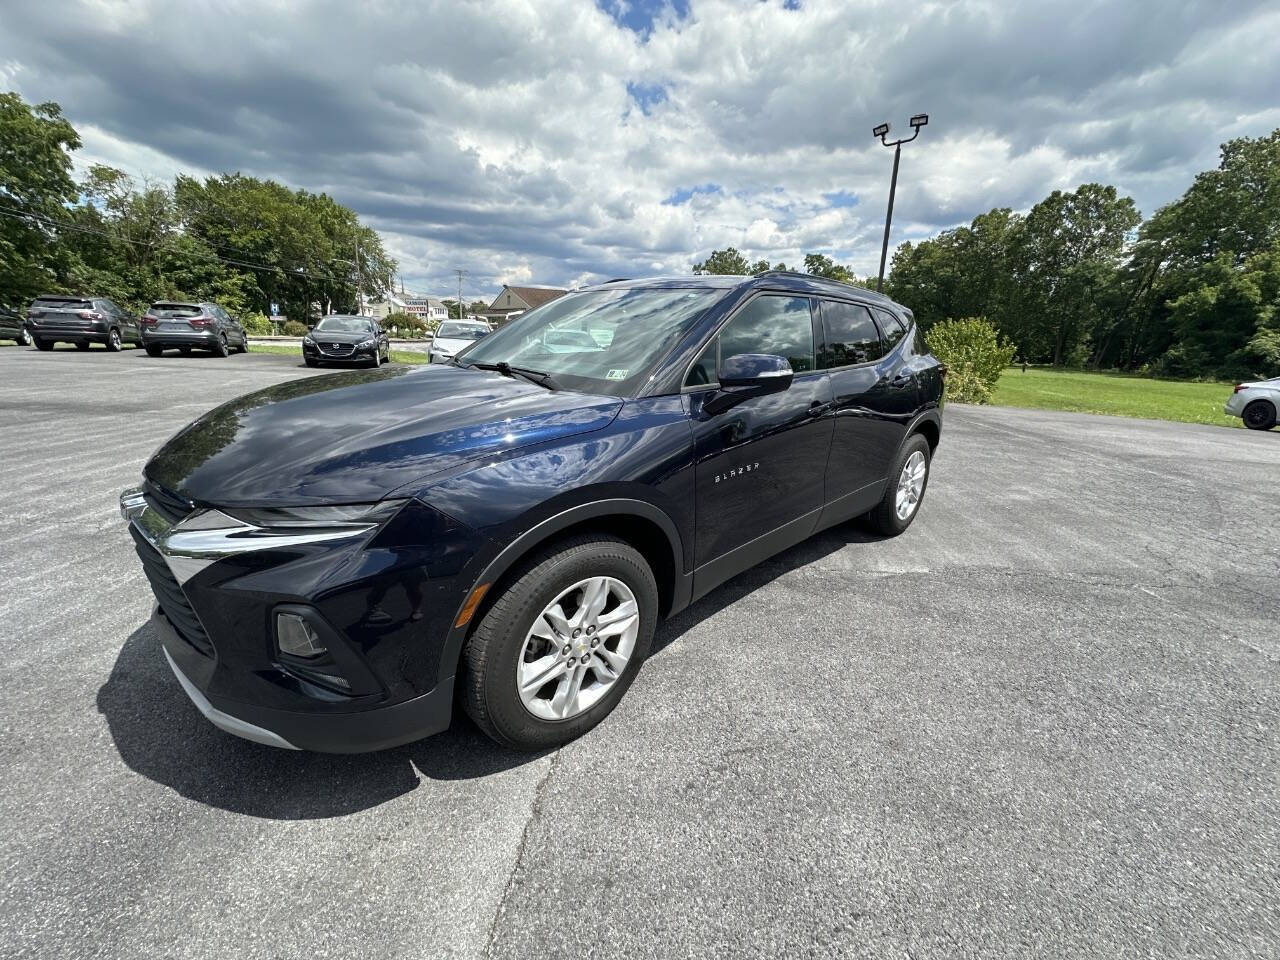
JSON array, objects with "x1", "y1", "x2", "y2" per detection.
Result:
[
  {"x1": 0, "y1": 92, "x2": 80, "y2": 304},
  {"x1": 803, "y1": 252, "x2": 856, "y2": 283},
  {"x1": 693, "y1": 247, "x2": 751, "y2": 274}
]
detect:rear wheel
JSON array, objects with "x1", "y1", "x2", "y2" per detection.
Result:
[
  {"x1": 1243, "y1": 400, "x2": 1276, "y2": 431},
  {"x1": 214, "y1": 334, "x2": 229, "y2": 357},
  {"x1": 105, "y1": 329, "x2": 122, "y2": 352},
  {"x1": 145, "y1": 344, "x2": 164, "y2": 358},
  {"x1": 863, "y1": 434, "x2": 932, "y2": 536},
  {"x1": 462, "y1": 535, "x2": 658, "y2": 751}
]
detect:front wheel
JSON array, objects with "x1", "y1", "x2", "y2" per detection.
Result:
[
  {"x1": 17, "y1": 328, "x2": 32, "y2": 347},
  {"x1": 106, "y1": 329, "x2": 122, "y2": 352},
  {"x1": 214, "y1": 334, "x2": 229, "y2": 357},
  {"x1": 863, "y1": 434, "x2": 932, "y2": 536},
  {"x1": 462, "y1": 534, "x2": 658, "y2": 751},
  {"x1": 1243, "y1": 400, "x2": 1276, "y2": 431}
]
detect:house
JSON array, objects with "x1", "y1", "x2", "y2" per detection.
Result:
[
  {"x1": 361, "y1": 295, "x2": 407, "y2": 319},
  {"x1": 402, "y1": 295, "x2": 449, "y2": 324},
  {"x1": 479, "y1": 285, "x2": 568, "y2": 325}
]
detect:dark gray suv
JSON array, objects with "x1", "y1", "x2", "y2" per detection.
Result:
[
  {"x1": 26, "y1": 295, "x2": 142, "y2": 351},
  {"x1": 141, "y1": 302, "x2": 248, "y2": 357}
]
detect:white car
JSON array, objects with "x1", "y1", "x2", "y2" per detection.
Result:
[
  {"x1": 1225, "y1": 376, "x2": 1279, "y2": 430},
  {"x1": 429, "y1": 319, "x2": 492, "y2": 363}
]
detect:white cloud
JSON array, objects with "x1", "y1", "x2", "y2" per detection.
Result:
[{"x1": 1, "y1": 0, "x2": 1277, "y2": 295}]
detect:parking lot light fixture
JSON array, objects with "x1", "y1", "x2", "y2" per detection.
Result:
[{"x1": 873, "y1": 112, "x2": 930, "y2": 292}]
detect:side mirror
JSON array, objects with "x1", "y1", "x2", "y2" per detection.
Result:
[{"x1": 705, "y1": 353, "x2": 794, "y2": 414}]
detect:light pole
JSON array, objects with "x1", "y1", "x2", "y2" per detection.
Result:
[{"x1": 873, "y1": 113, "x2": 928, "y2": 292}]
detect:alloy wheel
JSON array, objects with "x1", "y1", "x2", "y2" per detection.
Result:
[
  {"x1": 895, "y1": 450, "x2": 927, "y2": 521},
  {"x1": 1244, "y1": 403, "x2": 1273, "y2": 429},
  {"x1": 516, "y1": 576, "x2": 640, "y2": 721}
]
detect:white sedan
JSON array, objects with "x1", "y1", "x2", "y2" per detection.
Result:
[
  {"x1": 429, "y1": 319, "x2": 492, "y2": 363},
  {"x1": 1225, "y1": 376, "x2": 1279, "y2": 430}
]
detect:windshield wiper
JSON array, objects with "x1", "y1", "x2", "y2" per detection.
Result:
[{"x1": 468, "y1": 361, "x2": 560, "y2": 391}]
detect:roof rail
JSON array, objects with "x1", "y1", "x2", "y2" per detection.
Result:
[
  {"x1": 603, "y1": 277, "x2": 632, "y2": 283},
  {"x1": 757, "y1": 270, "x2": 885, "y2": 296}
]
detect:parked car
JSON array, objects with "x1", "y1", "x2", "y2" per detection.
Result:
[
  {"x1": 302, "y1": 315, "x2": 390, "y2": 367},
  {"x1": 26, "y1": 295, "x2": 142, "y2": 351},
  {"x1": 0, "y1": 302, "x2": 33, "y2": 345},
  {"x1": 428, "y1": 319, "x2": 491, "y2": 363},
  {"x1": 119, "y1": 273, "x2": 944, "y2": 753},
  {"x1": 141, "y1": 302, "x2": 247, "y2": 357},
  {"x1": 1225, "y1": 377, "x2": 1279, "y2": 430}
]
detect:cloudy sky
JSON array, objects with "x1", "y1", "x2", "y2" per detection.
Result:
[{"x1": 2, "y1": 0, "x2": 1278, "y2": 299}]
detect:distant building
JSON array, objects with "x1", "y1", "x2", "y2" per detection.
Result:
[
  {"x1": 479, "y1": 285, "x2": 568, "y2": 325},
  {"x1": 361, "y1": 295, "x2": 407, "y2": 320},
  {"x1": 402, "y1": 295, "x2": 449, "y2": 324}
]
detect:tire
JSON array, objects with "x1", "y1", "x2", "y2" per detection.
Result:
[
  {"x1": 862, "y1": 433, "x2": 932, "y2": 537},
  {"x1": 462, "y1": 534, "x2": 659, "y2": 751},
  {"x1": 179, "y1": 347, "x2": 192, "y2": 356},
  {"x1": 1242, "y1": 400, "x2": 1276, "y2": 431},
  {"x1": 106, "y1": 329, "x2": 122, "y2": 352},
  {"x1": 17, "y1": 328, "x2": 32, "y2": 347},
  {"x1": 76, "y1": 341, "x2": 91, "y2": 351},
  {"x1": 145, "y1": 345, "x2": 164, "y2": 358},
  {"x1": 214, "y1": 334, "x2": 229, "y2": 357},
  {"x1": 370, "y1": 349, "x2": 381, "y2": 368},
  {"x1": 34, "y1": 338, "x2": 53, "y2": 351},
  {"x1": 304, "y1": 357, "x2": 319, "y2": 368}
]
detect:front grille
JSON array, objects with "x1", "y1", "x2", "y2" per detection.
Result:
[
  {"x1": 143, "y1": 480, "x2": 192, "y2": 526},
  {"x1": 129, "y1": 526, "x2": 215, "y2": 658},
  {"x1": 319, "y1": 342, "x2": 355, "y2": 356}
]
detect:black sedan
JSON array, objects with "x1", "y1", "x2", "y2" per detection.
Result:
[{"x1": 303, "y1": 315, "x2": 390, "y2": 367}]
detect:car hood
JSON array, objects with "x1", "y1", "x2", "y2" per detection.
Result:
[
  {"x1": 308, "y1": 330, "x2": 372, "y2": 344},
  {"x1": 145, "y1": 363, "x2": 622, "y2": 506}
]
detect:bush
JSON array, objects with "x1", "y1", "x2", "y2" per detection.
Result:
[
  {"x1": 241, "y1": 312, "x2": 273, "y2": 336},
  {"x1": 385, "y1": 311, "x2": 428, "y2": 338},
  {"x1": 926, "y1": 317, "x2": 1016, "y2": 404},
  {"x1": 281, "y1": 319, "x2": 309, "y2": 337}
]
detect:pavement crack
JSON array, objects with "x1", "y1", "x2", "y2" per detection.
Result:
[{"x1": 483, "y1": 748, "x2": 561, "y2": 959}]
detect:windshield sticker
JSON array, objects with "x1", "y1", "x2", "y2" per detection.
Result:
[{"x1": 606, "y1": 368, "x2": 629, "y2": 381}]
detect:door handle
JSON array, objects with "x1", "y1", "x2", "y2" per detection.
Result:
[
  {"x1": 808, "y1": 400, "x2": 831, "y2": 415},
  {"x1": 890, "y1": 372, "x2": 914, "y2": 388}
]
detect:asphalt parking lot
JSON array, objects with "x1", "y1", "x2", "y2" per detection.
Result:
[{"x1": 2, "y1": 346, "x2": 1277, "y2": 959}]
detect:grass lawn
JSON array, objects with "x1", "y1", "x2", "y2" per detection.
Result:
[
  {"x1": 989, "y1": 367, "x2": 1240, "y2": 429},
  {"x1": 250, "y1": 343, "x2": 429, "y2": 365}
]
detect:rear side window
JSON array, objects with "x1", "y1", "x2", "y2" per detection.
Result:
[
  {"x1": 874, "y1": 308, "x2": 908, "y2": 350},
  {"x1": 818, "y1": 300, "x2": 883, "y2": 367},
  {"x1": 717, "y1": 295, "x2": 814, "y2": 374}
]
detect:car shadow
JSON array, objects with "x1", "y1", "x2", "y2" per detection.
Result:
[{"x1": 97, "y1": 517, "x2": 881, "y2": 820}]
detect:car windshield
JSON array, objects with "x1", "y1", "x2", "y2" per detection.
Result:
[
  {"x1": 314, "y1": 317, "x2": 371, "y2": 333},
  {"x1": 460, "y1": 287, "x2": 723, "y2": 396},
  {"x1": 437, "y1": 321, "x2": 489, "y2": 339}
]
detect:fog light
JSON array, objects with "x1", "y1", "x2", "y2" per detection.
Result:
[{"x1": 276, "y1": 613, "x2": 325, "y2": 659}]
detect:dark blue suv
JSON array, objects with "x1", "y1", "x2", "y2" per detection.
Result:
[{"x1": 119, "y1": 273, "x2": 944, "y2": 752}]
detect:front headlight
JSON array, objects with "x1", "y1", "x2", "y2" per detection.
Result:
[
  {"x1": 303, "y1": 335, "x2": 314, "y2": 345},
  {"x1": 357, "y1": 337, "x2": 376, "y2": 349},
  {"x1": 223, "y1": 499, "x2": 407, "y2": 529}
]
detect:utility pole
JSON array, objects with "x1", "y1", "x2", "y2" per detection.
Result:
[
  {"x1": 355, "y1": 237, "x2": 364, "y2": 315},
  {"x1": 872, "y1": 113, "x2": 929, "y2": 292},
  {"x1": 455, "y1": 269, "x2": 466, "y2": 319}
]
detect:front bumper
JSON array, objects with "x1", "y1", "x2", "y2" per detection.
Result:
[
  {"x1": 120, "y1": 485, "x2": 467, "y2": 752},
  {"x1": 303, "y1": 340, "x2": 379, "y2": 363}
]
